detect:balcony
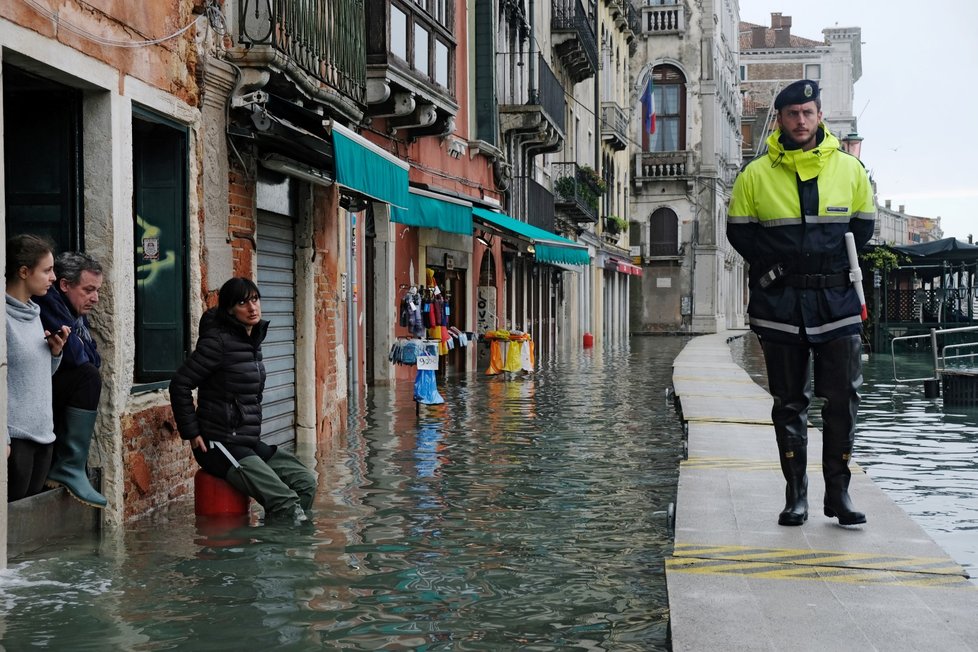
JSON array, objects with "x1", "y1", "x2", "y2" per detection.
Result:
[
  {"x1": 499, "y1": 55, "x2": 566, "y2": 152},
  {"x1": 633, "y1": 151, "x2": 693, "y2": 189},
  {"x1": 235, "y1": 0, "x2": 365, "y2": 121},
  {"x1": 552, "y1": 162, "x2": 600, "y2": 224},
  {"x1": 601, "y1": 102, "x2": 629, "y2": 151},
  {"x1": 641, "y1": 1, "x2": 685, "y2": 35},
  {"x1": 626, "y1": 2, "x2": 641, "y2": 55},
  {"x1": 552, "y1": 0, "x2": 599, "y2": 83}
]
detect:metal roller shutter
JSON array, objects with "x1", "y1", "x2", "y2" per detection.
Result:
[{"x1": 257, "y1": 211, "x2": 297, "y2": 446}]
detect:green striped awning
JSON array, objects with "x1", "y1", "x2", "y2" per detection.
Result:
[
  {"x1": 331, "y1": 122, "x2": 409, "y2": 207},
  {"x1": 472, "y1": 207, "x2": 590, "y2": 266},
  {"x1": 391, "y1": 188, "x2": 474, "y2": 235}
]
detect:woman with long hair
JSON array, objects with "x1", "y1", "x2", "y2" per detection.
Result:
[{"x1": 5, "y1": 234, "x2": 70, "y2": 500}]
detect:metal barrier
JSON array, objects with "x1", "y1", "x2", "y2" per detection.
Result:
[{"x1": 890, "y1": 325, "x2": 978, "y2": 382}]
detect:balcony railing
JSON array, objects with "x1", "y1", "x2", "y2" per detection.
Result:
[
  {"x1": 526, "y1": 177, "x2": 556, "y2": 233},
  {"x1": 499, "y1": 55, "x2": 566, "y2": 136},
  {"x1": 238, "y1": 0, "x2": 366, "y2": 104},
  {"x1": 627, "y1": 2, "x2": 641, "y2": 55},
  {"x1": 634, "y1": 151, "x2": 692, "y2": 180},
  {"x1": 601, "y1": 102, "x2": 629, "y2": 151},
  {"x1": 552, "y1": 162, "x2": 599, "y2": 223},
  {"x1": 641, "y1": 1, "x2": 685, "y2": 35},
  {"x1": 552, "y1": 0, "x2": 598, "y2": 83}
]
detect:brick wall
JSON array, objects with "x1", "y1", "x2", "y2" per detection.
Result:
[{"x1": 121, "y1": 405, "x2": 193, "y2": 519}]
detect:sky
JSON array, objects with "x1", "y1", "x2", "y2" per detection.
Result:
[{"x1": 739, "y1": 0, "x2": 978, "y2": 242}]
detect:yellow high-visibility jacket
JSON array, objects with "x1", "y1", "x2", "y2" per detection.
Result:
[{"x1": 727, "y1": 126, "x2": 875, "y2": 343}]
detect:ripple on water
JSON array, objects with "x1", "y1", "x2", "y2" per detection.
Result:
[{"x1": 2, "y1": 337, "x2": 687, "y2": 651}]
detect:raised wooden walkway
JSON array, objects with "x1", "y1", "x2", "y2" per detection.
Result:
[{"x1": 668, "y1": 332, "x2": 978, "y2": 652}]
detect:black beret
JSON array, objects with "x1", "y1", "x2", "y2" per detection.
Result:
[{"x1": 774, "y1": 80, "x2": 820, "y2": 110}]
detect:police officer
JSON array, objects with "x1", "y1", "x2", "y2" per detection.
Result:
[{"x1": 727, "y1": 80, "x2": 875, "y2": 526}]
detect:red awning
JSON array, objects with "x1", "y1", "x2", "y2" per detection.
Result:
[{"x1": 616, "y1": 261, "x2": 643, "y2": 276}]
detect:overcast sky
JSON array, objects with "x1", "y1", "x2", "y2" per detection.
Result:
[{"x1": 739, "y1": 0, "x2": 978, "y2": 242}]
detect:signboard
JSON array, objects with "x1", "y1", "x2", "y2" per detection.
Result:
[
  {"x1": 477, "y1": 286, "x2": 496, "y2": 335},
  {"x1": 417, "y1": 340, "x2": 440, "y2": 370}
]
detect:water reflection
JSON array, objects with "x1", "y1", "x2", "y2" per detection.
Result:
[
  {"x1": 732, "y1": 334, "x2": 978, "y2": 583},
  {"x1": 1, "y1": 337, "x2": 687, "y2": 651}
]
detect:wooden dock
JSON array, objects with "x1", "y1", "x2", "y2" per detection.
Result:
[{"x1": 668, "y1": 332, "x2": 978, "y2": 651}]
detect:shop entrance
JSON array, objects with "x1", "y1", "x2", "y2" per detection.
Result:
[{"x1": 428, "y1": 264, "x2": 467, "y2": 375}]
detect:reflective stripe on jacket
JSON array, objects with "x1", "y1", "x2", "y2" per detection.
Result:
[{"x1": 727, "y1": 126, "x2": 875, "y2": 343}]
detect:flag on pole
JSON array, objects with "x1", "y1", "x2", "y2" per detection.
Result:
[{"x1": 641, "y1": 78, "x2": 656, "y2": 135}]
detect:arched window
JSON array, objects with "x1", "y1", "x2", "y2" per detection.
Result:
[
  {"x1": 643, "y1": 64, "x2": 686, "y2": 152},
  {"x1": 650, "y1": 207, "x2": 679, "y2": 256}
]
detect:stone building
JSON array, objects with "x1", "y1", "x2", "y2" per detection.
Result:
[{"x1": 629, "y1": 0, "x2": 743, "y2": 334}]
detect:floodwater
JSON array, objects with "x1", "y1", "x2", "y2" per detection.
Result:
[
  {"x1": 733, "y1": 334, "x2": 978, "y2": 582},
  {"x1": 0, "y1": 337, "x2": 688, "y2": 651}
]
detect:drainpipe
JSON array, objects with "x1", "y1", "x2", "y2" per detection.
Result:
[{"x1": 528, "y1": 0, "x2": 538, "y2": 104}]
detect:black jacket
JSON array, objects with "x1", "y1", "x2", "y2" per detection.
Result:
[{"x1": 170, "y1": 308, "x2": 269, "y2": 447}]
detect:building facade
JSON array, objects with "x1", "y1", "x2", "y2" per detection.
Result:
[
  {"x1": 1, "y1": 0, "x2": 644, "y2": 566},
  {"x1": 629, "y1": 0, "x2": 742, "y2": 334}
]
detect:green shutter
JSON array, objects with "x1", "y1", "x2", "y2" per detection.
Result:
[
  {"x1": 474, "y1": 0, "x2": 497, "y2": 145},
  {"x1": 133, "y1": 110, "x2": 188, "y2": 383}
]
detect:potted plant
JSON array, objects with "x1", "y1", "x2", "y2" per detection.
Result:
[{"x1": 605, "y1": 215, "x2": 628, "y2": 235}]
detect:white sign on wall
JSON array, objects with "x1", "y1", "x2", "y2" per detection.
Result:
[
  {"x1": 656, "y1": 277, "x2": 672, "y2": 288},
  {"x1": 477, "y1": 286, "x2": 496, "y2": 335}
]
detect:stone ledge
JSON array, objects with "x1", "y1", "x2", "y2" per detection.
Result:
[{"x1": 7, "y1": 486, "x2": 102, "y2": 559}]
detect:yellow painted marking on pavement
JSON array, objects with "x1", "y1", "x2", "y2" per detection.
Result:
[
  {"x1": 673, "y1": 543, "x2": 967, "y2": 576},
  {"x1": 666, "y1": 557, "x2": 974, "y2": 588},
  {"x1": 681, "y1": 457, "x2": 863, "y2": 474},
  {"x1": 683, "y1": 416, "x2": 772, "y2": 424}
]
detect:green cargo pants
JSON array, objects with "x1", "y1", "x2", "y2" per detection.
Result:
[{"x1": 224, "y1": 449, "x2": 317, "y2": 518}]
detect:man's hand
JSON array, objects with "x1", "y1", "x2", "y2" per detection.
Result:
[{"x1": 190, "y1": 436, "x2": 208, "y2": 452}]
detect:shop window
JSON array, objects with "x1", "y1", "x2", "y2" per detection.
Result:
[{"x1": 132, "y1": 108, "x2": 189, "y2": 384}]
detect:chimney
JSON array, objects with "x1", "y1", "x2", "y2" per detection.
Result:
[
  {"x1": 771, "y1": 13, "x2": 792, "y2": 47},
  {"x1": 899, "y1": 205, "x2": 905, "y2": 213},
  {"x1": 751, "y1": 25, "x2": 767, "y2": 48},
  {"x1": 885, "y1": 199, "x2": 891, "y2": 209}
]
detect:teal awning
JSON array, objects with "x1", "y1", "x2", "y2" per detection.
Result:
[
  {"x1": 472, "y1": 207, "x2": 590, "y2": 266},
  {"x1": 331, "y1": 122, "x2": 409, "y2": 207},
  {"x1": 391, "y1": 188, "x2": 474, "y2": 235}
]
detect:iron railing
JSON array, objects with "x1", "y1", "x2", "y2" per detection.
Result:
[
  {"x1": 537, "y1": 55, "x2": 566, "y2": 134},
  {"x1": 526, "y1": 177, "x2": 556, "y2": 233},
  {"x1": 552, "y1": 0, "x2": 598, "y2": 74},
  {"x1": 238, "y1": 0, "x2": 366, "y2": 104}
]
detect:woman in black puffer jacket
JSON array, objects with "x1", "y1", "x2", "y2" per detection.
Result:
[{"x1": 170, "y1": 277, "x2": 316, "y2": 522}]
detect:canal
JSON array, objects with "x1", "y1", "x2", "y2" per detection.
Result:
[
  {"x1": 0, "y1": 337, "x2": 688, "y2": 651},
  {"x1": 732, "y1": 334, "x2": 978, "y2": 583}
]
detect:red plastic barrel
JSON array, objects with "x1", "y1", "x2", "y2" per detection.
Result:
[
  {"x1": 583, "y1": 332, "x2": 594, "y2": 348},
  {"x1": 194, "y1": 469, "x2": 250, "y2": 517}
]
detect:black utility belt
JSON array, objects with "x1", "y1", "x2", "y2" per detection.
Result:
[{"x1": 782, "y1": 272, "x2": 850, "y2": 289}]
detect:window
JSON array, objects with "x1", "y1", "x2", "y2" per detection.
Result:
[
  {"x1": 739, "y1": 65, "x2": 747, "y2": 81},
  {"x1": 804, "y1": 64, "x2": 821, "y2": 80},
  {"x1": 390, "y1": 0, "x2": 456, "y2": 92},
  {"x1": 649, "y1": 207, "x2": 679, "y2": 256},
  {"x1": 646, "y1": 64, "x2": 686, "y2": 152},
  {"x1": 415, "y1": 24, "x2": 430, "y2": 77},
  {"x1": 3, "y1": 65, "x2": 82, "y2": 250},
  {"x1": 391, "y1": 5, "x2": 407, "y2": 60},
  {"x1": 133, "y1": 108, "x2": 189, "y2": 383}
]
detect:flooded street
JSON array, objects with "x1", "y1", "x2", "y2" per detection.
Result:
[
  {"x1": 1, "y1": 337, "x2": 688, "y2": 651},
  {"x1": 733, "y1": 334, "x2": 978, "y2": 582}
]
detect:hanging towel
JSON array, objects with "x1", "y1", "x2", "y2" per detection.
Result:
[{"x1": 520, "y1": 340, "x2": 534, "y2": 372}]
